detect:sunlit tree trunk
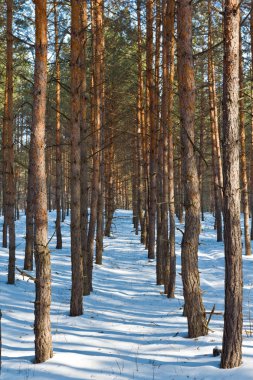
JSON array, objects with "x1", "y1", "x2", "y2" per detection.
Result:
[
  {"x1": 146, "y1": 0, "x2": 156, "y2": 260},
  {"x1": 198, "y1": 66, "x2": 205, "y2": 222},
  {"x1": 136, "y1": 0, "x2": 146, "y2": 246},
  {"x1": 221, "y1": 0, "x2": 242, "y2": 369},
  {"x1": 177, "y1": 0, "x2": 208, "y2": 338},
  {"x1": 96, "y1": 8, "x2": 105, "y2": 265},
  {"x1": 167, "y1": 0, "x2": 176, "y2": 298},
  {"x1": 208, "y1": 0, "x2": 222, "y2": 242},
  {"x1": 239, "y1": 27, "x2": 251, "y2": 256},
  {"x1": 155, "y1": 0, "x2": 163, "y2": 285},
  {"x1": 70, "y1": 0, "x2": 83, "y2": 316},
  {"x1": 54, "y1": 0, "x2": 62, "y2": 250},
  {"x1": 32, "y1": 0, "x2": 53, "y2": 363},
  {"x1": 160, "y1": 0, "x2": 169, "y2": 288},
  {"x1": 87, "y1": 0, "x2": 103, "y2": 290}
]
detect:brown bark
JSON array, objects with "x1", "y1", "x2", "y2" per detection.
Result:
[
  {"x1": 177, "y1": 0, "x2": 208, "y2": 338},
  {"x1": 79, "y1": 0, "x2": 89, "y2": 295},
  {"x1": 3, "y1": 0, "x2": 15, "y2": 284},
  {"x1": 239, "y1": 28, "x2": 251, "y2": 256},
  {"x1": 167, "y1": 0, "x2": 176, "y2": 299},
  {"x1": 96, "y1": 175, "x2": 104, "y2": 265},
  {"x1": 104, "y1": 127, "x2": 115, "y2": 237},
  {"x1": 96, "y1": 8, "x2": 105, "y2": 265},
  {"x1": 32, "y1": 0, "x2": 53, "y2": 363},
  {"x1": 208, "y1": 0, "x2": 223, "y2": 242},
  {"x1": 221, "y1": 0, "x2": 242, "y2": 369},
  {"x1": 136, "y1": 0, "x2": 146, "y2": 246},
  {"x1": 155, "y1": 0, "x2": 163, "y2": 285},
  {"x1": 176, "y1": 150, "x2": 184, "y2": 223},
  {"x1": 87, "y1": 0, "x2": 103, "y2": 291},
  {"x1": 160, "y1": 0, "x2": 169, "y2": 289},
  {"x1": 24, "y1": 167, "x2": 34, "y2": 271},
  {"x1": 70, "y1": 0, "x2": 83, "y2": 316},
  {"x1": 146, "y1": 0, "x2": 156, "y2": 260},
  {"x1": 198, "y1": 67, "x2": 205, "y2": 223},
  {"x1": 54, "y1": 0, "x2": 62, "y2": 250}
]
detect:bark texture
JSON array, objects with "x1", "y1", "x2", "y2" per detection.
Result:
[
  {"x1": 3, "y1": 0, "x2": 16, "y2": 284},
  {"x1": 221, "y1": 0, "x2": 243, "y2": 369},
  {"x1": 239, "y1": 27, "x2": 251, "y2": 256},
  {"x1": 87, "y1": 0, "x2": 103, "y2": 291},
  {"x1": 146, "y1": 0, "x2": 156, "y2": 260},
  {"x1": 79, "y1": 0, "x2": 89, "y2": 296},
  {"x1": 32, "y1": 0, "x2": 53, "y2": 363},
  {"x1": 70, "y1": 0, "x2": 84, "y2": 316},
  {"x1": 208, "y1": 0, "x2": 223, "y2": 242},
  {"x1": 177, "y1": 0, "x2": 208, "y2": 338},
  {"x1": 54, "y1": 0, "x2": 62, "y2": 250}
]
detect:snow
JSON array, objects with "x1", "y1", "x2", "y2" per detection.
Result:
[{"x1": 1, "y1": 210, "x2": 253, "y2": 380}]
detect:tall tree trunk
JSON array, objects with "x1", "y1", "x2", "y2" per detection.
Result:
[
  {"x1": 70, "y1": 0, "x2": 83, "y2": 316},
  {"x1": 221, "y1": 0, "x2": 242, "y2": 369},
  {"x1": 104, "y1": 126, "x2": 115, "y2": 237},
  {"x1": 239, "y1": 27, "x2": 251, "y2": 256},
  {"x1": 155, "y1": 0, "x2": 163, "y2": 285},
  {"x1": 136, "y1": 0, "x2": 145, "y2": 246},
  {"x1": 208, "y1": 0, "x2": 223, "y2": 242},
  {"x1": 3, "y1": 0, "x2": 15, "y2": 284},
  {"x1": 160, "y1": 0, "x2": 169, "y2": 290},
  {"x1": 87, "y1": 0, "x2": 103, "y2": 291},
  {"x1": 54, "y1": 0, "x2": 62, "y2": 250},
  {"x1": 167, "y1": 0, "x2": 176, "y2": 298},
  {"x1": 24, "y1": 166, "x2": 34, "y2": 270},
  {"x1": 79, "y1": 0, "x2": 89, "y2": 295},
  {"x1": 198, "y1": 66, "x2": 205, "y2": 222},
  {"x1": 146, "y1": 0, "x2": 156, "y2": 260},
  {"x1": 96, "y1": 11, "x2": 105, "y2": 265},
  {"x1": 177, "y1": 0, "x2": 208, "y2": 338},
  {"x1": 32, "y1": 0, "x2": 53, "y2": 363}
]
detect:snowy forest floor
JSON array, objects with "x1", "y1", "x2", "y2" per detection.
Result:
[{"x1": 1, "y1": 210, "x2": 253, "y2": 380}]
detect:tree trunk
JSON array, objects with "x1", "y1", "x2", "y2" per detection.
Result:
[
  {"x1": 160, "y1": 0, "x2": 169, "y2": 290},
  {"x1": 167, "y1": 0, "x2": 176, "y2": 299},
  {"x1": 155, "y1": 0, "x2": 163, "y2": 285},
  {"x1": 3, "y1": 0, "x2": 15, "y2": 284},
  {"x1": 87, "y1": 0, "x2": 103, "y2": 291},
  {"x1": 221, "y1": 0, "x2": 243, "y2": 369},
  {"x1": 136, "y1": 0, "x2": 145, "y2": 246},
  {"x1": 54, "y1": 0, "x2": 62, "y2": 250},
  {"x1": 96, "y1": 11, "x2": 105, "y2": 265},
  {"x1": 70, "y1": 0, "x2": 83, "y2": 316},
  {"x1": 177, "y1": 0, "x2": 208, "y2": 338},
  {"x1": 208, "y1": 0, "x2": 223, "y2": 242},
  {"x1": 24, "y1": 166, "x2": 34, "y2": 271},
  {"x1": 79, "y1": 0, "x2": 89, "y2": 295},
  {"x1": 239, "y1": 24, "x2": 251, "y2": 256},
  {"x1": 198, "y1": 66, "x2": 205, "y2": 223},
  {"x1": 32, "y1": 0, "x2": 53, "y2": 363},
  {"x1": 146, "y1": 0, "x2": 156, "y2": 260}
]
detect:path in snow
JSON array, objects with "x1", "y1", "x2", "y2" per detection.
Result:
[{"x1": 1, "y1": 210, "x2": 253, "y2": 379}]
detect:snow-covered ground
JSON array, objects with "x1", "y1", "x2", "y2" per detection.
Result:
[{"x1": 1, "y1": 210, "x2": 253, "y2": 380}]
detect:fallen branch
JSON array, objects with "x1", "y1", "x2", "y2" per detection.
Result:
[
  {"x1": 16, "y1": 267, "x2": 36, "y2": 282},
  {"x1": 207, "y1": 304, "x2": 215, "y2": 326}
]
